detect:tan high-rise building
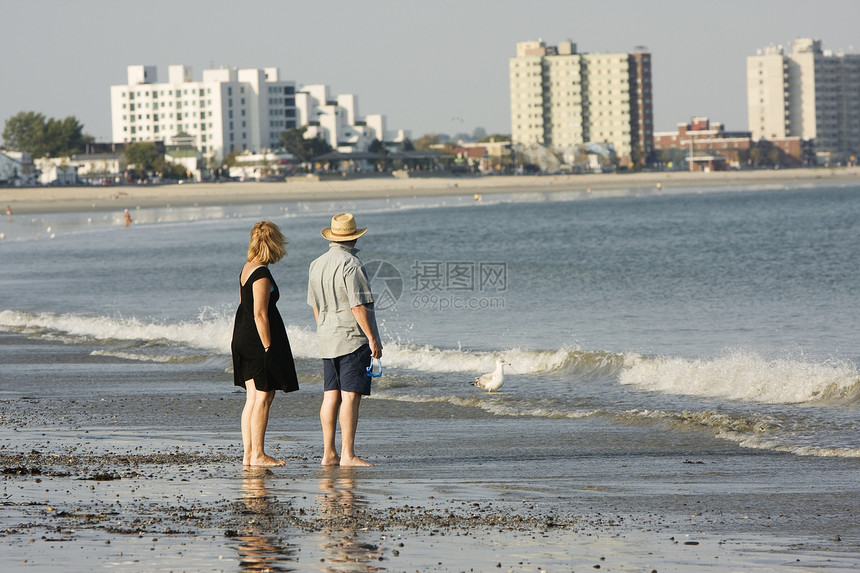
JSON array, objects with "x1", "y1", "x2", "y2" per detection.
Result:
[
  {"x1": 509, "y1": 40, "x2": 653, "y2": 166},
  {"x1": 747, "y1": 38, "x2": 860, "y2": 162}
]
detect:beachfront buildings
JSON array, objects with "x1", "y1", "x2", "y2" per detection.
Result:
[
  {"x1": 653, "y1": 117, "x2": 810, "y2": 171},
  {"x1": 509, "y1": 40, "x2": 653, "y2": 168},
  {"x1": 0, "y1": 150, "x2": 36, "y2": 187},
  {"x1": 110, "y1": 65, "x2": 407, "y2": 163},
  {"x1": 110, "y1": 65, "x2": 296, "y2": 162},
  {"x1": 295, "y1": 84, "x2": 409, "y2": 153},
  {"x1": 747, "y1": 38, "x2": 860, "y2": 163}
]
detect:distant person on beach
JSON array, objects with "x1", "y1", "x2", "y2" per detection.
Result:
[
  {"x1": 124, "y1": 209, "x2": 132, "y2": 227},
  {"x1": 6, "y1": 205, "x2": 12, "y2": 219},
  {"x1": 231, "y1": 221, "x2": 300, "y2": 467},
  {"x1": 307, "y1": 213, "x2": 382, "y2": 467}
]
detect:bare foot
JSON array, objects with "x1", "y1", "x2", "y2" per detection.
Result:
[
  {"x1": 321, "y1": 454, "x2": 341, "y2": 467},
  {"x1": 248, "y1": 454, "x2": 286, "y2": 467},
  {"x1": 340, "y1": 455, "x2": 373, "y2": 467}
]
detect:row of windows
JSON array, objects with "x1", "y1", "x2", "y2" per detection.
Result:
[
  {"x1": 123, "y1": 88, "x2": 214, "y2": 99},
  {"x1": 124, "y1": 100, "x2": 212, "y2": 111},
  {"x1": 267, "y1": 97, "x2": 296, "y2": 106},
  {"x1": 266, "y1": 85, "x2": 296, "y2": 95},
  {"x1": 123, "y1": 111, "x2": 215, "y2": 121},
  {"x1": 269, "y1": 108, "x2": 297, "y2": 118}
]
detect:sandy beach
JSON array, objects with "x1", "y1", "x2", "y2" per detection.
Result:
[
  {"x1": 2, "y1": 167, "x2": 859, "y2": 214},
  {"x1": 2, "y1": 170, "x2": 859, "y2": 571},
  {"x1": 3, "y1": 380, "x2": 858, "y2": 572}
]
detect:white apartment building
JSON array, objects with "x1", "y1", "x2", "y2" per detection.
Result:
[
  {"x1": 110, "y1": 65, "x2": 297, "y2": 162},
  {"x1": 295, "y1": 84, "x2": 409, "y2": 152},
  {"x1": 111, "y1": 65, "x2": 408, "y2": 162},
  {"x1": 748, "y1": 38, "x2": 860, "y2": 161},
  {"x1": 509, "y1": 40, "x2": 653, "y2": 166}
]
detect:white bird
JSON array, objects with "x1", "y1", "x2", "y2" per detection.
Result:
[{"x1": 471, "y1": 359, "x2": 507, "y2": 392}]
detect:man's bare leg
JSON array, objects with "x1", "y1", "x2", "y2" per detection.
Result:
[
  {"x1": 339, "y1": 391, "x2": 372, "y2": 467},
  {"x1": 244, "y1": 380, "x2": 285, "y2": 467},
  {"x1": 320, "y1": 389, "x2": 342, "y2": 466}
]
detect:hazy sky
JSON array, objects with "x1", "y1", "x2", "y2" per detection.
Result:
[{"x1": 2, "y1": 0, "x2": 858, "y2": 144}]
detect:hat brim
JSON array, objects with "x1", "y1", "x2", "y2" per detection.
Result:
[{"x1": 321, "y1": 227, "x2": 368, "y2": 241}]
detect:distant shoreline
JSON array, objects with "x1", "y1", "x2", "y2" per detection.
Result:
[{"x1": 2, "y1": 167, "x2": 858, "y2": 214}]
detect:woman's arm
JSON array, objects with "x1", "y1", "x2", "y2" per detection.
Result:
[{"x1": 252, "y1": 277, "x2": 272, "y2": 350}]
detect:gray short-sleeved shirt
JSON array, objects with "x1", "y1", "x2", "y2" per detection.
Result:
[{"x1": 307, "y1": 243, "x2": 375, "y2": 359}]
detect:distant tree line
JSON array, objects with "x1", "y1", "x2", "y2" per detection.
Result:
[
  {"x1": 2, "y1": 111, "x2": 93, "y2": 157},
  {"x1": 122, "y1": 142, "x2": 188, "y2": 180}
]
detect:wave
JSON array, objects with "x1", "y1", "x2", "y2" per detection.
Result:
[
  {"x1": 371, "y1": 391, "x2": 599, "y2": 420},
  {"x1": 0, "y1": 309, "x2": 860, "y2": 405},
  {"x1": 4, "y1": 309, "x2": 857, "y2": 459},
  {"x1": 89, "y1": 350, "x2": 209, "y2": 364},
  {"x1": 619, "y1": 350, "x2": 860, "y2": 405},
  {"x1": 3, "y1": 309, "x2": 858, "y2": 408},
  {"x1": 0, "y1": 309, "x2": 622, "y2": 376},
  {"x1": 382, "y1": 343, "x2": 624, "y2": 377},
  {"x1": 365, "y1": 394, "x2": 859, "y2": 458}
]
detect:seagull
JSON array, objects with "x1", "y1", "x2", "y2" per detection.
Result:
[{"x1": 471, "y1": 359, "x2": 507, "y2": 392}]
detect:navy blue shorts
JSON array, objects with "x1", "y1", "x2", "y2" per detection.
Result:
[{"x1": 323, "y1": 344, "x2": 372, "y2": 395}]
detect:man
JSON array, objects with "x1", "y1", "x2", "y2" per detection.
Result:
[{"x1": 308, "y1": 213, "x2": 383, "y2": 467}]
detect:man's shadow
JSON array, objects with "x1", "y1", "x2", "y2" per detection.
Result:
[{"x1": 316, "y1": 470, "x2": 383, "y2": 571}]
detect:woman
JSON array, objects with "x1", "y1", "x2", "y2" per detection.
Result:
[{"x1": 231, "y1": 221, "x2": 299, "y2": 466}]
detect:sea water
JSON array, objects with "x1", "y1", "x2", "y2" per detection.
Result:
[{"x1": 1, "y1": 181, "x2": 858, "y2": 463}]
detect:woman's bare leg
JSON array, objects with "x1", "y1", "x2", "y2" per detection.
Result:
[{"x1": 242, "y1": 379, "x2": 284, "y2": 467}]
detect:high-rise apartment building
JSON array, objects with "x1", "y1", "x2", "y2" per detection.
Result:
[
  {"x1": 509, "y1": 40, "x2": 653, "y2": 166},
  {"x1": 111, "y1": 65, "x2": 297, "y2": 161},
  {"x1": 747, "y1": 38, "x2": 860, "y2": 161}
]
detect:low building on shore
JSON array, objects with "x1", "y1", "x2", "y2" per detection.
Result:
[
  {"x1": 0, "y1": 150, "x2": 36, "y2": 187},
  {"x1": 654, "y1": 117, "x2": 812, "y2": 170},
  {"x1": 35, "y1": 158, "x2": 78, "y2": 185}
]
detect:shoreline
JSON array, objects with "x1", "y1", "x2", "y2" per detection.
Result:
[{"x1": 2, "y1": 167, "x2": 858, "y2": 214}]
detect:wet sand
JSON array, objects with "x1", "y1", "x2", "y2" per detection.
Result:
[
  {"x1": 3, "y1": 429, "x2": 857, "y2": 572},
  {"x1": 2, "y1": 167, "x2": 859, "y2": 215},
  {"x1": 2, "y1": 373, "x2": 858, "y2": 572}
]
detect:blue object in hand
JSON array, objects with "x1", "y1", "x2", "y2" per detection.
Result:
[{"x1": 366, "y1": 357, "x2": 382, "y2": 378}]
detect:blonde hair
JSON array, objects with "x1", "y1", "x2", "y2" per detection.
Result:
[{"x1": 247, "y1": 221, "x2": 287, "y2": 264}]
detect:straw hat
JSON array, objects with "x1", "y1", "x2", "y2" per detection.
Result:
[{"x1": 321, "y1": 213, "x2": 368, "y2": 241}]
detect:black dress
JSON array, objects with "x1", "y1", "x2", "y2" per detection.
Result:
[{"x1": 231, "y1": 266, "x2": 299, "y2": 393}]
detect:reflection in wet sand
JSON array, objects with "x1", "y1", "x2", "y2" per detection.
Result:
[
  {"x1": 317, "y1": 470, "x2": 384, "y2": 572},
  {"x1": 236, "y1": 468, "x2": 299, "y2": 571}
]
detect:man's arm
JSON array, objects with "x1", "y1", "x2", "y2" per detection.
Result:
[{"x1": 351, "y1": 304, "x2": 382, "y2": 359}]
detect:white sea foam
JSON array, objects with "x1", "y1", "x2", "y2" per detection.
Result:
[
  {"x1": 0, "y1": 309, "x2": 322, "y2": 359},
  {"x1": 619, "y1": 350, "x2": 860, "y2": 405},
  {"x1": 716, "y1": 429, "x2": 860, "y2": 458},
  {"x1": 3, "y1": 309, "x2": 857, "y2": 411},
  {"x1": 371, "y1": 391, "x2": 598, "y2": 419},
  {"x1": 0, "y1": 309, "x2": 618, "y2": 375},
  {"x1": 380, "y1": 344, "x2": 589, "y2": 375}
]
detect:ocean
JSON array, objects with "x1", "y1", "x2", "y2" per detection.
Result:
[
  {"x1": 1, "y1": 179, "x2": 859, "y2": 569},
  {"x1": 2, "y1": 181, "x2": 858, "y2": 455}
]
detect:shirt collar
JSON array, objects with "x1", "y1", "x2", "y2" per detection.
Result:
[{"x1": 329, "y1": 242, "x2": 360, "y2": 255}]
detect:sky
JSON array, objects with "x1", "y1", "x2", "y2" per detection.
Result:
[{"x1": 2, "y1": 0, "x2": 858, "y2": 144}]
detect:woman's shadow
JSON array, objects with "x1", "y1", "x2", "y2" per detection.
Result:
[{"x1": 236, "y1": 468, "x2": 299, "y2": 572}]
